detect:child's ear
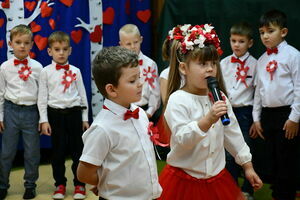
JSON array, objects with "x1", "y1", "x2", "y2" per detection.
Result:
[
  {"x1": 47, "y1": 47, "x2": 52, "y2": 56},
  {"x1": 178, "y1": 62, "x2": 187, "y2": 75},
  {"x1": 140, "y1": 36, "x2": 143, "y2": 44},
  {"x1": 281, "y1": 28, "x2": 288, "y2": 38},
  {"x1": 248, "y1": 39, "x2": 254, "y2": 48},
  {"x1": 105, "y1": 83, "x2": 118, "y2": 98},
  {"x1": 8, "y1": 41, "x2": 12, "y2": 48},
  {"x1": 68, "y1": 46, "x2": 72, "y2": 56}
]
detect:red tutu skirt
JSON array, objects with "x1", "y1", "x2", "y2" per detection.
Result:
[
  {"x1": 156, "y1": 115, "x2": 171, "y2": 145},
  {"x1": 158, "y1": 165, "x2": 245, "y2": 200}
]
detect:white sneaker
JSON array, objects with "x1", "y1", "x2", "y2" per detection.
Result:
[
  {"x1": 52, "y1": 185, "x2": 66, "y2": 199},
  {"x1": 73, "y1": 185, "x2": 86, "y2": 199}
]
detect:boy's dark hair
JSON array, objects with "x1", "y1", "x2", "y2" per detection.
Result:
[
  {"x1": 92, "y1": 46, "x2": 139, "y2": 98},
  {"x1": 10, "y1": 24, "x2": 32, "y2": 41},
  {"x1": 259, "y1": 9, "x2": 287, "y2": 28},
  {"x1": 48, "y1": 31, "x2": 70, "y2": 47},
  {"x1": 230, "y1": 22, "x2": 253, "y2": 39}
]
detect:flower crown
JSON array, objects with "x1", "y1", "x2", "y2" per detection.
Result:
[{"x1": 168, "y1": 24, "x2": 223, "y2": 55}]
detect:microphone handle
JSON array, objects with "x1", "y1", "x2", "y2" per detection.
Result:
[{"x1": 211, "y1": 88, "x2": 230, "y2": 126}]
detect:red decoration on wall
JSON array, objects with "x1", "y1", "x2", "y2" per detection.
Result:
[
  {"x1": 24, "y1": 1, "x2": 36, "y2": 12},
  {"x1": 137, "y1": 9, "x2": 151, "y2": 23},
  {"x1": 34, "y1": 35, "x2": 48, "y2": 51},
  {"x1": 103, "y1": 7, "x2": 115, "y2": 25},
  {"x1": 49, "y1": 19, "x2": 56, "y2": 30},
  {"x1": 0, "y1": 40, "x2": 4, "y2": 48},
  {"x1": 0, "y1": 18, "x2": 4, "y2": 27},
  {"x1": 71, "y1": 30, "x2": 83, "y2": 44},
  {"x1": 30, "y1": 21, "x2": 41, "y2": 33},
  {"x1": 41, "y1": 2, "x2": 53, "y2": 18},
  {"x1": 90, "y1": 25, "x2": 102, "y2": 43},
  {"x1": 125, "y1": 0, "x2": 130, "y2": 15},
  {"x1": 1, "y1": 0, "x2": 10, "y2": 8},
  {"x1": 60, "y1": 0, "x2": 74, "y2": 7}
]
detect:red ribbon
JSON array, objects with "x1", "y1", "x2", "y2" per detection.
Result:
[
  {"x1": 56, "y1": 64, "x2": 70, "y2": 71},
  {"x1": 266, "y1": 60, "x2": 278, "y2": 80},
  {"x1": 147, "y1": 122, "x2": 169, "y2": 147},
  {"x1": 124, "y1": 108, "x2": 139, "y2": 120},
  {"x1": 14, "y1": 59, "x2": 28, "y2": 66},
  {"x1": 18, "y1": 66, "x2": 32, "y2": 81},
  {"x1": 61, "y1": 70, "x2": 76, "y2": 92},
  {"x1": 231, "y1": 56, "x2": 244, "y2": 65},
  {"x1": 266, "y1": 47, "x2": 278, "y2": 55},
  {"x1": 231, "y1": 57, "x2": 249, "y2": 88},
  {"x1": 143, "y1": 66, "x2": 157, "y2": 89}
]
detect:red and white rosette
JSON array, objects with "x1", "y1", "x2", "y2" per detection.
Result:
[
  {"x1": 266, "y1": 60, "x2": 278, "y2": 81},
  {"x1": 148, "y1": 122, "x2": 169, "y2": 147},
  {"x1": 18, "y1": 66, "x2": 32, "y2": 81},
  {"x1": 61, "y1": 70, "x2": 76, "y2": 92},
  {"x1": 143, "y1": 66, "x2": 157, "y2": 89},
  {"x1": 236, "y1": 65, "x2": 249, "y2": 88}
]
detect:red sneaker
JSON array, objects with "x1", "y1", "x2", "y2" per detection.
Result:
[
  {"x1": 52, "y1": 185, "x2": 66, "y2": 199},
  {"x1": 73, "y1": 185, "x2": 86, "y2": 199}
]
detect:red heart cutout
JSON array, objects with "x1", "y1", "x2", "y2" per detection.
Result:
[
  {"x1": 41, "y1": 2, "x2": 53, "y2": 18},
  {"x1": 1, "y1": 0, "x2": 10, "y2": 8},
  {"x1": 49, "y1": 19, "x2": 56, "y2": 30},
  {"x1": 125, "y1": 0, "x2": 130, "y2": 15},
  {"x1": 90, "y1": 25, "x2": 102, "y2": 43},
  {"x1": 24, "y1": 1, "x2": 36, "y2": 12},
  {"x1": 71, "y1": 30, "x2": 83, "y2": 44},
  {"x1": 0, "y1": 40, "x2": 4, "y2": 48},
  {"x1": 34, "y1": 35, "x2": 48, "y2": 51},
  {"x1": 0, "y1": 18, "x2": 4, "y2": 27},
  {"x1": 103, "y1": 7, "x2": 115, "y2": 25},
  {"x1": 29, "y1": 51, "x2": 36, "y2": 59},
  {"x1": 137, "y1": 9, "x2": 151, "y2": 23},
  {"x1": 30, "y1": 21, "x2": 41, "y2": 33},
  {"x1": 60, "y1": 0, "x2": 74, "y2": 7}
]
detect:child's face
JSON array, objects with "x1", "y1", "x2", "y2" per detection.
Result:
[
  {"x1": 119, "y1": 33, "x2": 142, "y2": 55},
  {"x1": 9, "y1": 33, "x2": 33, "y2": 60},
  {"x1": 47, "y1": 41, "x2": 71, "y2": 65},
  {"x1": 111, "y1": 66, "x2": 142, "y2": 108},
  {"x1": 230, "y1": 34, "x2": 253, "y2": 58},
  {"x1": 180, "y1": 59, "x2": 217, "y2": 95},
  {"x1": 259, "y1": 23, "x2": 287, "y2": 49}
]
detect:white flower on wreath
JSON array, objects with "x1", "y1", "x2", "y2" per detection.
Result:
[
  {"x1": 194, "y1": 34, "x2": 206, "y2": 48},
  {"x1": 185, "y1": 39, "x2": 194, "y2": 51},
  {"x1": 181, "y1": 24, "x2": 191, "y2": 34},
  {"x1": 203, "y1": 24, "x2": 214, "y2": 33}
]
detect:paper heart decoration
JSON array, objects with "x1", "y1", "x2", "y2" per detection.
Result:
[
  {"x1": 103, "y1": 7, "x2": 115, "y2": 25},
  {"x1": 29, "y1": 51, "x2": 36, "y2": 59},
  {"x1": 1, "y1": 0, "x2": 10, "y2": 8},
  {"x1": 71, "y1": 30, "x2": 83, "y2": 44},
  {"x1": 60, "y1": 0, "x2": 74, "y2": 7},
  {"x1": 30, "y1": 21, "x2": 41, "y2": 33},
  {"x1": 137, "y1": 9, "x2": 151, "y2": 23},
  {"x1": 90, "y1": 25, "x2": 102, "y2": 43},
  {"x1": 34, "y1": 35, "x2": 48, "y2": 51},
  {"x1": 125, "y1": 0, "x2": 130, "y2": 15},
  {"x1": 0, "y1": 18, "x2": 4, "y2": 27},
  {"x1": 0, "y1": 40, "x2": 4, "y2": 48},
  {"x1": 41, "y1": 2, "x2": 53, "y2": 18},
  {"x1": 24, "y1": 1, "x2": 36, "y2": 12},
  {"x1": 49, "y1": 19, "x2": 56, "y2": 30}
]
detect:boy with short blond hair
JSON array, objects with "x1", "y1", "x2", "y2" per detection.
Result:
[
  {"x1": 220, "y1": 21, "x2": 257, "y2": 200},
  {"x1": 0, "y1": 24, "x2": 43, "y2": 200},
  {"x1": 38, "y1": 31, "x2": 89, "y2": 200},
  {"x1": 119, "y1": 24, "x2": 160, "y2": 120},
  {"x1": 77, "y1": 46, "x2": 162, "y2": 200},
  {"x1": 253, "y1": 9, "x2": 300, "y2": 200}
]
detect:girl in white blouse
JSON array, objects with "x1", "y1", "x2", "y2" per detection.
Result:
[{"x1": 158, "y1": 24, "x2": 263, "y2": 200}]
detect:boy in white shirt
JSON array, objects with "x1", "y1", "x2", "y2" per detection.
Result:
[
  {"x1": 119, "y1": 24, "x2": 160, "y2": 121},
  {"x1": 0, "y1": 24, "x2": 43, "y2": 200},
  {"x1": 77, "y1": 46, "x2": 162, "y2": 200},
  {"x1": 38, "y1": 31, "x2": 89, "y2": 200},
  {"x1": 220, "y1": 21, "x2": 257, "y2": 200},
  {"x1": 253, "y1": 9, "x2": 300, "y2": 200}
]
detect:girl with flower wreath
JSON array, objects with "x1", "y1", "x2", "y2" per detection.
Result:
[{"x1": 158, "y1": 24, "x2": 263, "y2": 200}]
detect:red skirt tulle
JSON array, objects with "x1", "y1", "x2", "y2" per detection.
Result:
[
  {"x1": 158, "y1": 165, "x2": 245, "y2": 200},
  {"x1": 156, "y1": 115, "x2": 171, "y2": 145}
]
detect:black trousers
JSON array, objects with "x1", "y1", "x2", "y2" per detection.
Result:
[
  {"x1": 48, "y1": 107, "x2": 85, "y2": 187},
  {"x1": 261, "y1": 106, "x2": 299, "y2": 200}
]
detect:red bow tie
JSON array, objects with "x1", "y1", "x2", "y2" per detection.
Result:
[
  {"x1": 139, "y1": 59, "x2": 143, "y2": 66},
  {"x1": 124, "y1": 108, "x2": 139, "y2": 120},
  {"x1": 56, "y1": 64, "x2": 70, "y2": 71},
  {"x1": 14, "y1": 59, "x2": 28, "y2": 66},
  {"x1": 267, "y1": 48, "x2": 278, "y2": 55},
  {"x1": 231, "y1": 57, "x2": 245, "y2": 65}
]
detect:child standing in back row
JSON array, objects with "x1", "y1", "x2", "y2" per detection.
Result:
[
  {"x1": 220, "y1": 22, "x2": 257, "y2": 200},
  {"x1": 158, "y1": 24, "x2": 263, "y2": 200},
  {"x1": 253, "y1": 9, "x2": 300, "y2": 200}
]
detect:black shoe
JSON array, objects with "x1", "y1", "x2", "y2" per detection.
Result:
[
  {"x1": 23, "y1": 188, "x2": 36, "y2": 199},
  {"x1": 0, "y1": 189, "x2": 7, "y2": 200}
]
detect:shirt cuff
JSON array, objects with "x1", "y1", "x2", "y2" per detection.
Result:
[
  {"x1": 234, "y1": 144, "x2": 252, "y2": 166},
  {"x1": 289, "y1": 111, "x2": 300, "y2": 123},
  {"x1": 39, "y1": 115, "x2": 48, "y2": 123},
  {"x1": 252, "y1": 111, "x2": 260, "y2": 122},
  {"x1": 146, "y1": 107, "x2": 155, "y2": 116},
  {"x1": 79, "y1": 154, "x2": 102, "y2": 166}
]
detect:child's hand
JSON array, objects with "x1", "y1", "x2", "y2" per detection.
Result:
[
  {"x1": 243, "y1": 162, "x2": 263, "y2": 191},
  {"x1": 254, "y1": 121, "x2": 264, "y2": 140},
  {"x1": 249, "y1": 123, "x2": 258, "y2": 139},
  {"x1": 208, "y1": 100, "x2": 228, "y2": 124},
  {"x1": 82, "y1": 121, "x2": 89, "y2": 131},
  {"x1": 283, "y1": 119, "x2": 299, "y2": 139},
  {"x1": 0, "y1": 121, "x2": 4, "y2": 132},
  {"x1": 90, "y1": 186, "x2": 98, "y2": 196},
  {"x1": 41, "y1": 122, "x2": 52, "y2": 136},
  {"x1": 146, "y1": 113, "x2": 152, "y2": 119}
]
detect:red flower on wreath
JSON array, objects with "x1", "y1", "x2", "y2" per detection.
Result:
[
  {"x1": 18, "y1": 66, "x2": 32, "y2": 81},
  {"x1": 61, "y1": 70, "x2": 76, "y2": 92},
  {"x1": 266, "y1": 60, "x2": 278, "y2": 81},
  {"x1": 143, "y1": 66, "x2": 157, "y2": 89}
]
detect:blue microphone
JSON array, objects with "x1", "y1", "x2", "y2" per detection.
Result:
[{"x1": 206, "y1": 76, "x2": 230, "y2": 126}]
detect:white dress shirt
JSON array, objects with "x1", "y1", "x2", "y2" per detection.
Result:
[
  {"x1": 80, "y1": 99, "x2": 162, "y2": 200},
  {"x1": 0, "y1": 56, "x2": 43, "y2": 121},
  {"x1": 134, "y1": 51, "x2": 160, "y2": 116},
  {"x1": 165, "y1": 90, "x2": 251, "y2": 178},
  {"x1": 38, "y1": 61, "x2": 88, "y2": 123},
  {"x1": 253, "y1": 41, "x2": 300, "y2": 122},
  {"x1": 220, "y1": 52, "x2": 257, "y2": 107}
]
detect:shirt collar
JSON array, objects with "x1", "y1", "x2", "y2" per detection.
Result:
[
  {"x1": 103, "y1": 98, "x2": 138, "y2": 118},
  {"x1": 51, "y1": 60, "x2": 69, "y2": 66},
  {"x1": 277, "y1": 40, "x2": 287, "y2": 51},
  {"x1": 232, "y1": 51, "x2": 249, "y2": 62},
  {"x1": 13, "y1": 55, "x2": 30, "y2": 62}
]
